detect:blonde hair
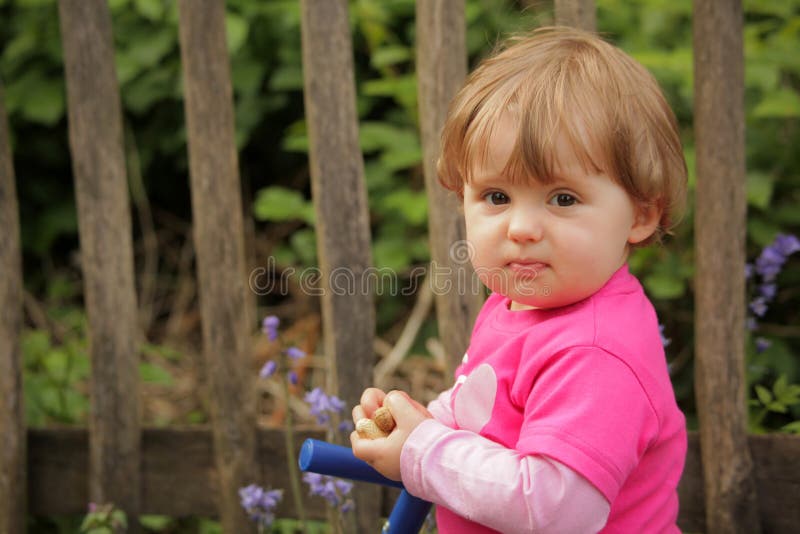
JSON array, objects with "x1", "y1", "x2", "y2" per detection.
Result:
[{"x1": 438, "y1": 26, "x2": 687, "y2": 243}]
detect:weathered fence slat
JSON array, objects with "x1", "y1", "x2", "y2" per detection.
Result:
[
  {"x1": 176, "y1": 1, "x2": 257, "y2": 532},
  {"x1": 0, "y1": 82, "x2": 26, "y2": 534},
  {"x1": 299, "y1": 0, "x2": 379, "y2": 531},
  {"x1": 416, "y1": 0, "x2": 483, "y2": 376},
  {"x1": 58, "y1": 0, "x2": 141, "y2": 526},
  {"x1": 554, "y1": 0, "x2": 597, "y2": 31},
  {"x1": 692, "y1": 1, "x2": 762, "y2": 532}
]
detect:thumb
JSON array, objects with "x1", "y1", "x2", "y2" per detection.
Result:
[{"x1": 384, "y1": 391, "x2": 430, "y2": 427}]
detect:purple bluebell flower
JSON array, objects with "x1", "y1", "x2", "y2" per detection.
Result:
[
  {"x1": 304, "y1": 387, "x2": 346, "y2": 425},
  {"x1": 259, "y1": 360, "x2": 277, "y2": 379},
  {"x1": 755, "y1": 254, "x2": 783, "y2": 281},
  {"x1": 303, "y1": 472, "x2": 338, "y2": 506},
  {"x1": 774, "y1": 233, "x2": 800, "y2": 256},
  {"x1": 338, "y1": 420, "x2": 354, "y2": 433},
  {"x1": 262, "y1": 315, "x2": 280, "y2": 341},
  {"x1": 287, "y1": 371, "x2": 298, "y2": 385},
  {"x1": 759, "y1": 283, "x2": 777, "y2": 301},
  {"x1": 755, "y1": 337, "x2": 772, "y2": 354},
  {"x1": 303, "y1": 473, "x2": 353, "y2": 511},
  {"x1": 340, "y1": 499, "x2": 355, "y2": 514},
  {"x1": 659, "y1": 324, "x2": 671, "y2": 348},
  {"x1": 749, "y1": 297, "x2": 768, "y2": 317},
  {"x1": 334, "y1": 479, "x2": 353, "y2": 496},
  {"x1": 746, "y1": 234, "x2": 798, "y2": 328},
  {"x1": 239, "y1": 484, "x2": 283, "y2": 528},
  {"x1": 746, "y1": 317, "x2": 759, "y2": 331},
  {"x1": 285, "y1": 346, "x2": 306, "y2": 360},
  {"x1": 745, "y1": 263, "x2": 754, "y2": 280}
]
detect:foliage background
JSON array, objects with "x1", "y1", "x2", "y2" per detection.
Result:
[{"x1": 1, "y1": 0, "x2": 799, "y2": 450}]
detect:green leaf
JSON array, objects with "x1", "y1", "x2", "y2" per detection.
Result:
[
  {"x1": 755, "y1": 384, "x2": 773, "y2": 405},
  {"x1": 134, "y1": 0, "x2": 164, "y2": 20},
  {"x1": 752, "y1": 88, "x2": 800, "y2": 118},
  {"x1": 43, "y1": 349, "x2": 69, "y2": 381},
  {"x1": 745, "y1": 0, "x2": 795, "y2": 18},
  {"x1": 289, "y1": 228, "x2": 317, "y2": 266},
  {"x1": 766, "y1": 401, "x2": 787, "y2": 413},
  {"x1": 232, "y1": 55, "x2": 266, "y2": 96},
  {"x1": 747, "y1": 217, "x2": 783, "y2": 247},
  {"x1": 253, "y1": 186, "x2": 315, "y2": 224},
  {"x1": 186, "y1": 410, "x2": 207, "y2": 424},
  {"x1": 773, "y1": 374, "x2": 789, "y2": 397},
  {"x1": 16, "y1": 74, "x2": 64, "y2": 125},
  {"x1": 140, "y1": 515, "x2": 172, "y2": 530},
  {"x1": 773, "y1": 375, "x2": 800, "y2": 405},
  {"x1": 22, "y1": 330, "x2": 52, "y2": 364},
  {"x1": 380, "y1": 189, "x2": 428, "y2": 225},
  {"x1": 139, "y1": 362, "x2": 173, "y2": 385},
  {"x1": 225, "y1": 13, "x2": 249, "y2": 55},
  {"x1": 282, "y1": 120, "x2": 309, "y2": 152},
  {"x1": 63, "y1": 388, "x2": 90, "y2": 422},
  {"x1": 746, "y1": 171, "x2": 775, "y2": 209},
  {"x1": 373, "y1": 238, "x2": 412, "y2": 271},
  {"x1": 359, "y1": 121, "x2": 417, "y2": 152},
  {"x1": 362, "y1": 75, "x2": 418, "y2": 112},
  {"x1": 141, "y1": 343, "x2": 183, "y2": 362},
  {"x1": 123, "y1": 66, "x2": 177, "y2": 114},
  {"x1": 380, "y1": 144, "x2": 422, "y2": 171},
  {"x1": 269, "y1": 64, "x2": 304, "y2": 91},
  {"x1": 643, "y1": 272, "x2": 685, "y2": 299},
  {"x1": 781, "y1": 421, "x2": 800, "y2": 434},
  {"x1": 120, "y1": 27, "x2": 175, "y2": 70},
  {"x1": 371, "y1": 45, "x2": 412, "y2": 69}
]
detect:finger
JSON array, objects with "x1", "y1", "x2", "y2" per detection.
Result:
[
  {"x1": 360, "y1": 388, "x2": 387, "y2": 416},
  {"x1": 384, "y1": 390, "x2": 430, "y2": 426},
  {"x1": 350, "y1": 431, "x2": 382, "y2": 462},
  {"x1": 352, "y1": 404, "x2": 366, "y2": 423}
]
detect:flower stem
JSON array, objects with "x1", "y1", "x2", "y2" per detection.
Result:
[{"x1": 283, "y1": 376, "x2": 308, "y2": 531}]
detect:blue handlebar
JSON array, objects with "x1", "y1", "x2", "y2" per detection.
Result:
[{"x1": 298, "y1": 438, "x2": 432, "y2": 534}]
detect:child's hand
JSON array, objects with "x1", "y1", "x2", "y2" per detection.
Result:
[{"x1": 350, "y1": 388, "x2": 432, "y2": 481}]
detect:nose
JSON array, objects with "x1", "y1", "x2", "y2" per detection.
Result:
[{"x1": 507, "y1": 205, "x2": 544, "y2": 243}]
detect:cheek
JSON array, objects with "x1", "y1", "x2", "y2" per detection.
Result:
[{"x1": 464, "y1": 219, "x2": 492, "y2": 259}]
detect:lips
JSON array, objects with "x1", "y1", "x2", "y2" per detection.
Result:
[{"x1": 507, "y1": 261, "x2": 547, "y2": 278}]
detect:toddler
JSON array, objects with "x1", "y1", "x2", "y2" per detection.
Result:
[{"x1": 351, "y1": 26, "x2": 688, "y2": 533}]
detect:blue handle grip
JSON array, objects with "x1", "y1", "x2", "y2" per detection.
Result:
[
  {"x1": 298, "y1": 438, "x2": 432, "y2": 534},
  {"x1": 298, "y1": 439, "x2": 404, "y2": 488}
]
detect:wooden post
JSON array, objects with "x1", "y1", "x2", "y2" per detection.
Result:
[
  {"x1": 300, "y1": 1, "x2": 379, "y2": 531},
  {"x1": 554, "y1": 0, "x2": 596, "y2": 31},
  {"x1": 692, "y1": 1, "x2": 761, "y2": 532},
  {"x1": 416, "y1": 0, "x2": 483, "y2": 375},
  {"x1": 58, "y1": 1, "x2": 141, "y2": 527},
  {"x1": 176, "y1": 1, "x2": 257, "y2": 532},
  {"x1": 0, "y1": 82, "x2": 26, "y2": 534}
]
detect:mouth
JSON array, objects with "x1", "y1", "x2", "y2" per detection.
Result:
[{"x1": 507, "y1": 261, "x2": 547, "y2": 278}]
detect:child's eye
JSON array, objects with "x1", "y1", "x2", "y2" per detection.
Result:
[
  {"x1": 484, "y1": 191, "x2": 509, "y2": 205},
  {"x1": 549, "y1": 193, "x2": 577, "y2": 207}
]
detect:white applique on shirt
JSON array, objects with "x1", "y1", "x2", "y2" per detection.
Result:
[{"x1": 453, "y1": 363, "x2": 497, "y2": 433}]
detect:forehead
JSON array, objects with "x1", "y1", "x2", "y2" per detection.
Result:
[{"x1": 469, "y1": 111, "x2": 608, "y2": 186}]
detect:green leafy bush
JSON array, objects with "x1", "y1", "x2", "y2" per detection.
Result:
[{"x1": 2, "y1": 0, "x2": 798, "y2": 434}]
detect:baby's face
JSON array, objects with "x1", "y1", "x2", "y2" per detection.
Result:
[{"x1": 462, "y1": 116, "x2": 655, "y2": 309}]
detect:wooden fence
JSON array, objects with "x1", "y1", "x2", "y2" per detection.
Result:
[{"x1": 1, "y1": 0, "x2": 798, "y2": 533}]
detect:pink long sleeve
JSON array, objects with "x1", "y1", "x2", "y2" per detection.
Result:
[
  {"x1": 400, "y1": 418, "x2": 611, "y2": 534},
  {"x1": 426, "y1": 387, "x2": 457, "y2": 428}
]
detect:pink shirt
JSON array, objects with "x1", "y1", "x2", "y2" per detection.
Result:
[{"x1": 400, "y1": 265, "x2": 686, "y2": 533}]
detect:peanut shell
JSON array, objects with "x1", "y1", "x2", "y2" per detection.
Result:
[
  {"x1": 373, "y1": 406, "x2": 396, "y2": 434},
  {"x1": 356, "y1": 418, "x2": 388, "y2": 439}
]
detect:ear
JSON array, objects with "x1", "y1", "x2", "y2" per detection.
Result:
[{"x1": 628, "y1": 202, "x2": 661, "y2": 244}]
